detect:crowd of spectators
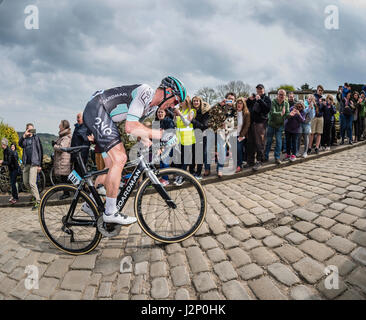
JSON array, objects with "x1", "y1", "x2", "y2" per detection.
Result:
[{"x1": 1, "y1": 82, "x2": 366, "y2": 201}]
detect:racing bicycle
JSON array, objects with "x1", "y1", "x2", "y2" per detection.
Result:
[{"x1": 38, "y1": 139, "x2": 207, "y2": 255}]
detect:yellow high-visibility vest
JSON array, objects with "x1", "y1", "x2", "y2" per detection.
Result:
[{"x1": 176, "y1": 108, "x2": 196, "y2": 146}]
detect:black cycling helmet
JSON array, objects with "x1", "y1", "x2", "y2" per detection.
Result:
[{"x1": 159, "y1": 76, "x2": 187, "y2": 103}]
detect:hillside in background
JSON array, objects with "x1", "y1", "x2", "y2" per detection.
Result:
[{"x1": 17, "y1": 132, "x2": 58, "y2": 156}]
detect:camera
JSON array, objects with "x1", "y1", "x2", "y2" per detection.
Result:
[{"x1": 29, "y1": 128, "x2": 36, "y2": 134}]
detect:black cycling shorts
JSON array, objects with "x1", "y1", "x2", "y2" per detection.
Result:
[{"x1": 83, "y1": 96, "x2": 122, "y2": 153}]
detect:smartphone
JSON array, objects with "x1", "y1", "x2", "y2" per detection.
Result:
[
  {"x1": 29, "y1": 129, "x2": 36, "y2": 134},
  {"x1": 226, "y1": 100, "x2": 233, "y2": 104}
]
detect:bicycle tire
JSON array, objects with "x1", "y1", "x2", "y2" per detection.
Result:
[
  {"x1": 49, "y1": 167, "x2": 64, "y2": 186},
  {"x1": 135, "y1": 168, "x2": 206, "y2": 243},
  {"x1": 39, "y1": 184, "x2": 102, "y2": 255}
]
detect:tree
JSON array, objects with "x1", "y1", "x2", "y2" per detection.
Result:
[
  {"x1": 216, "y1": 80, "x2": 252, "y2": 100},
  {"x1": 276, "y1": 84, "x2": 296, "y2": 92},
  {"x1": 0, "y1": 121, "x2": 22, "y2": 160},
  {"x1": 298, "y1": 83, "x2": 314, "y2": 91},
  {"x1": 195, "y1": 87, "x2": 219, "y2": 105}
]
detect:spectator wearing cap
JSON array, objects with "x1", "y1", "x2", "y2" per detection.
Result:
[
  {"x1": 245, "y1": 84, "x2": 272, "y2": 171},
  {"x1": 265, "y1": 89, "x2": 289, "y2": 165}
]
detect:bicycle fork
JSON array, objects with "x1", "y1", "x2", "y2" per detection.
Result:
[{"x1": 145, "y1": 167, "x2": 177, "y2": 209}]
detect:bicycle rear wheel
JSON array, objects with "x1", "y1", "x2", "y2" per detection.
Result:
[
  {"x1": 39, "y1": 184, "x2": 102, "y2": 255},
  {"x1": 49, "y1": 167, "x2": 64, "y2": 186},
  {"x1": 135, "y1": 168, "x2": 206, "y2": 243}
]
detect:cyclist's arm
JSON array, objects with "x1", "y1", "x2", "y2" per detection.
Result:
[{"x1": 125, "y1": 121, "x2": 162, "y2": 140}]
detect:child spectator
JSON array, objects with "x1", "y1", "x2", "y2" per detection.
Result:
[{"x1": 235, "y1": 97, "x2": 250, "y2": 172}]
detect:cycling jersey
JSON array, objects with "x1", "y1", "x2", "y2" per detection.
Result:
[
  {"x1": 83, "y1": 84, "x2": 154, "y2": 153},
  {"x1": 90, "y1": 84, "x2": 154, "y2": 122}
]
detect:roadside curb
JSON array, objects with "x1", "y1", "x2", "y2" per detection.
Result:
[{"x1": 1, "y1": 140, "x2": 365, "y2": 208}]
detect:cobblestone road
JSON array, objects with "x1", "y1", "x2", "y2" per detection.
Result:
[{"x1": 0, "y1": 146, "x2": 365, "y2": 300}]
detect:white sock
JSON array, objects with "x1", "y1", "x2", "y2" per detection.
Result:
[{"x1": 105, "y1": 197, "x2": 117, "y2": 215}]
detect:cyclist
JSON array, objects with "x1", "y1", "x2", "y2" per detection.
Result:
[{"x1": 82, "y1": 76, "x2": 187, "y2": 225}]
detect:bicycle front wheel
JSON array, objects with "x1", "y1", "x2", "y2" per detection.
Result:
[
  {"x1": 39, "y1": 184, "x2": 102, "y2": 255},
  {"x1": 135, "y1": 168, "x2": 207, "y2": 243}
]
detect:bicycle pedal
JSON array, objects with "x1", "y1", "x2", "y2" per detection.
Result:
[{"x1": 97, "y1": 216, "x2": 121, "y2": 237}]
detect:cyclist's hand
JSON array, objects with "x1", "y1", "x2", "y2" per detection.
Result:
[
  {"x1": 0, "y1": 160, "x2": 3, "y2": 165},
  {"x1": 37, "y1": 166, "x2": 42, "y2": 173},
  {"x1": 141, "y1": 137, "x2": 152, "y2": 147}
]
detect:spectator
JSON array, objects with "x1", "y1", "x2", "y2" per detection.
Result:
[
  {"x1": 174, "y1": 96, "x2": 196, "y2": 185},
  {"x1": 308, "y1": 86, "x2": 325, "y2": 154},
  {"x1": 314, "y1": 85, "x2": 324, "y2": 104},
  {"x1": 342, "y1": 83, "x2": 351, "y2": 99},
  {"x1": 265, "y1": 89, "x2": 289, "y2": 165},
  {"x1": 53, "y1": 120, "x2": 72, "y2": 200},
  {"x1": 246, "y1": 84, "x2": 272, "y2": 171},
  {"x1": 208, "y1": 92, "x2": 237, "y2": 178},
  {"x1": 284, "y1": 102, "x2": 305, "y2": 161},
  {"x1": 18, "y1": 123, "x2": 43, "y2": 210},
  {"x1": 321, "y1": 96, "x2": 336, "y2": 150},
  {"x1": 0, "y1": 139, "x2": 20, "y2": 204},
  {"x1": 351, "y1": 91, "x2": 362, "y2": 142},
  {"x1": 339, "y1": 91, "x2": 354, "y2": 145},
  {"x1": 156, "y1": 108, "x2": 175, "y2": 186},
  {"x1": 298, "y1": 94, "x2": 316, "y2": 158},
  {"x1": 360, "y1": 91, "x2": 366, "y2": 140},
  {"x1": 71, "y1": 112, "x2": 91, "y2": 175},
  {"x1": 288, "y1": 92, "x2": 297, "y2": 108},
  {"x1": 235, "y1": 97, "x2": 250, "y2": 172},
  {"x1": 191, "y1": 96, "x2": 211, "y2": 179}
]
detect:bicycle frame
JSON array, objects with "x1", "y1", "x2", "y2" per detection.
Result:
[{"x1": 64, "y1": 152, "x2": 176, "y2": 228}]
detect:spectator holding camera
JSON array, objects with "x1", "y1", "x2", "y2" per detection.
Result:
[
  {"x1": 246, "y1": 84, "x2": 272, "y2": 171},
  {"x1": 265, "y1": 89, "x2": 289, "y2": 165},
  {"x1": 18, "y1": 123, "x2": 43, "y2": 210},
  {"x1": 53, "y1": 120, "x2": 72, "y2": 200}
]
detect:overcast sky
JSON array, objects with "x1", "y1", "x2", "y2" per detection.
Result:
[{"x1": 0, "y1": 0, "x2": 365, "y2": 134}]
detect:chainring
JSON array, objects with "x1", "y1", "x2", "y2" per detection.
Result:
[{"x1": 97, "y1": 216, "x2": 121, "y2": 237}]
